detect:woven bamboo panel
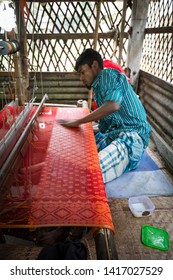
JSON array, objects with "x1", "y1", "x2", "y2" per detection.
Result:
[
  {"x1": 0, "y1": 1, "x2": 131, "y2": 72},
  {"x1": 138, "y1": 70, "x2": 173, "y2": 148},
  {"x1": 141, "y1": 0, "x2": 173, "y2": 83},
  {"x1": 146, "y1": 0, "x2": 172, "y2": 28},
  {"x1": 110, "y1": 196, "x2": 173, "y2": 260}
]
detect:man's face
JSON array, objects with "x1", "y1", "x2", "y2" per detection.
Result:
[{"x1": 78, "y1": 62, "x2": 101, "y2": 89}]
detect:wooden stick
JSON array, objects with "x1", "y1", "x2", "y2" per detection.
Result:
[
  {"x1": 118, "y1": 0, "x2": 127, "y2": 64},
  {"x1": 93, "y1": 0, "x2": 102, "y2": 50},
  {"x1": 88, "y1": 0, "x2": 102, "y2": 110}
]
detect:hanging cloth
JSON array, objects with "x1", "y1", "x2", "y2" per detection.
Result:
[{"x1": 20, "y1": 0, "x2": 30, "y2": 19}]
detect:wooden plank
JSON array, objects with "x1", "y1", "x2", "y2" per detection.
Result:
[
  {"x1": 26, "y1": 31, "x2": 127, "y2": 40},
  {"x1": 30, "y1": 72, "x2": 80, "y2": 80},
  {"x1": 137, "y1": 70, "x2": 173, "y2": 150},
  {"x1": 0, "y1": 31, "x2": 128, "y2": 41},
  {"x1": 0, "y1": 71, "x2": 80, "y2": 79},
  {"x1": 36, "y1": 92, "x2": 88, "y2": 102},
  {"x1": 0, "y1": 72, "x2": 12, "y2": 77},
  {"x1": 139, "y1": 70, "x2": 173, "y2": 93},
  {"x1": 145, "y1": 27, "x2": 173, "y2": 34},
  {"x1": 30, "y1": 80, "x2": 86, "y2": 87},
  {"x1": 29, "y1": 87, "x2": 87, "y2": 94},
  {"x1": 151, "y1": 127, "x2": 173, "y2": 172}
]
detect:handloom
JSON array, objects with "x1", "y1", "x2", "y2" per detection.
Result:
[{"x1": 0, "y1": 103, "x2": 116, "y2": 259}]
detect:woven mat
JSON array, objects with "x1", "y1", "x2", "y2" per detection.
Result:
[
  {"x1": 109, "y1": 196, "x2": 173, "y2": 259},
  {"x1": 0, "y1": 244, "x2": 43, "y2": 260},
  {"x1": 0, "y1": 236, "x2": 93, "y2": 260}
]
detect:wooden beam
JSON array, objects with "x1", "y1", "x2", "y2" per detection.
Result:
[
  {"x1": 26, "y1": 31, "x2": 129, "y2": 40},
  {"x1": 126, "y1": 0, "x2": 150, "y2": 90},
  {"x1": 0, "y1": 32, "x2": 129, "y2": 41},
  {"x1": 145, "y1": 26, "x2": 173, "y2": 34}
]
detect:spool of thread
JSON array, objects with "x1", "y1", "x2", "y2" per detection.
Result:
[
  {"x1": 0, "y1": 40, "x2": 20, "y2": 55},
  {"x1": 82, "y1": 100, "x2": 88, "y2": 108},
  {"x1": 77, "y1": 99, "x2": 88, "y2": 108},
  {"x1": 10, "y1": 39, "x2": 20, "y2": 54},
  {"x1": 0, "y1": 41, "x2": 10, "y2": 55},
  {"x1": 77, "y1": 99, "x2": 83, "y2": 107}
]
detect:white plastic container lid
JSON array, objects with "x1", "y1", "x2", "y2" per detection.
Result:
[{"x1": 128, "y1": 195, "x2": 155, "y2": 217}]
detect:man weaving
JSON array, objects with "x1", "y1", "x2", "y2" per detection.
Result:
[{"x1": 60, "y1": 48, "x2": 152, "y2": 183}]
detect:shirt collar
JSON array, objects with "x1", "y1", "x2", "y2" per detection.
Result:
[{"x1": 91, "y1": 70, "x2": 103, "y2": 90}]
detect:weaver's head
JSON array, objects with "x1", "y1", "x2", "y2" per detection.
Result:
[{"x1": 75, "y1": 48, "x2": 103, "y2": 89}]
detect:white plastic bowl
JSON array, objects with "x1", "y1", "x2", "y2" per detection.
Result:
[{"x1": 128, "y1": 195, "x2": 155, "y2": 217}]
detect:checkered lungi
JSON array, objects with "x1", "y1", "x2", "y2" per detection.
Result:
[{"x1": 95, "y1": 131, "x2": 144, "y2": 183}]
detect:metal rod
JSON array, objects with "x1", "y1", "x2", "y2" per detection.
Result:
[
  {"x1": 26, "y1": 102, "x2": 77, "y2": 108},
  {"x1": 0, "y1": 100, "x2": 35, "y2": 155},
  {"x1": 0, "y1": 107, "x2": 30, "y2": 164},
  {"x1": 0, "y1": 94, "x2": 48, "y2": 181}
]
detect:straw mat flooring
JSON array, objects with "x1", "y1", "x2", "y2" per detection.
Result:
[
  {"x1": 107, "y1": 141, "x2": 173, "y2": 260},
  {"x1": 0, "y1": 244, "x2": 43, "y2": 260},
  {"x1": 109, "y1": 196, "x2": 173, "y2": 259}
]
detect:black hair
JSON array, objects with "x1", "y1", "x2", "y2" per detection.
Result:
[{"x1": 74, "y1": 48, "x2": 103, "y2": 71}]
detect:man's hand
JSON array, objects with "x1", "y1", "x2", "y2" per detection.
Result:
[
  {"x1": 59, "y1": 119, "x2": 80, "y2": 128},
  {"x1": 59, "y1": 101, "x2": 119, "y2": 128}
]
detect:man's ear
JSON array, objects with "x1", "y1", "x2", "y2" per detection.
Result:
[{"x1": 91, "y1": 60, "x2": 100, "y2": 72}]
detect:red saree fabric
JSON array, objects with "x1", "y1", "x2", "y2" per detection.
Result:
[{"x1": 0, "y1": 107, "x2": 114, "y2": 232}]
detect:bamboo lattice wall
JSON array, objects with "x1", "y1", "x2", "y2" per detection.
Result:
[
  {"x1": 0, "y1": 0, "x2": 172, "y2": 104},
  {"x1": 141, "y1": 0, "x2": 173, "y2": 83},
  {"x1": 1, "y1": 0, "x2": 172, "y2": 82},
  {"x1": 0, "y1": 0, "x2": 132, "y2": 72}
]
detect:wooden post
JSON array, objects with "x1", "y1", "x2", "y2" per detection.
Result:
[
  {"x1": 88, "y1": 0, "x2": 102, "y2": 110},
  {"x1": 110, "y1": 28, "x2": 118, "y2": 60},
  {"x1": 11, "y1": 33, "x2": 24, "y2": 106},
  {"x1": 14, "y1": 0, "x2": 30, "y2": 103},
  {"x1": 127, "y1": 0, "x2": 150, "y2": 90},
  {"x1": 93, "y1": 0, "x2": 102, "y2": 50},
  {"x1": 118, "y1": 0, "x2": 127, "y2": 65}
]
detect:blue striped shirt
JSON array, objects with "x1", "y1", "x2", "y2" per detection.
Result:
[{"x1": 92, "y1": 68, "x2": 152, "y2": 148}]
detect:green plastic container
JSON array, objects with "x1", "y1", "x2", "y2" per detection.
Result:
[{"x1": 141, "y1": 225, "x2": 170, "y2": 251}]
